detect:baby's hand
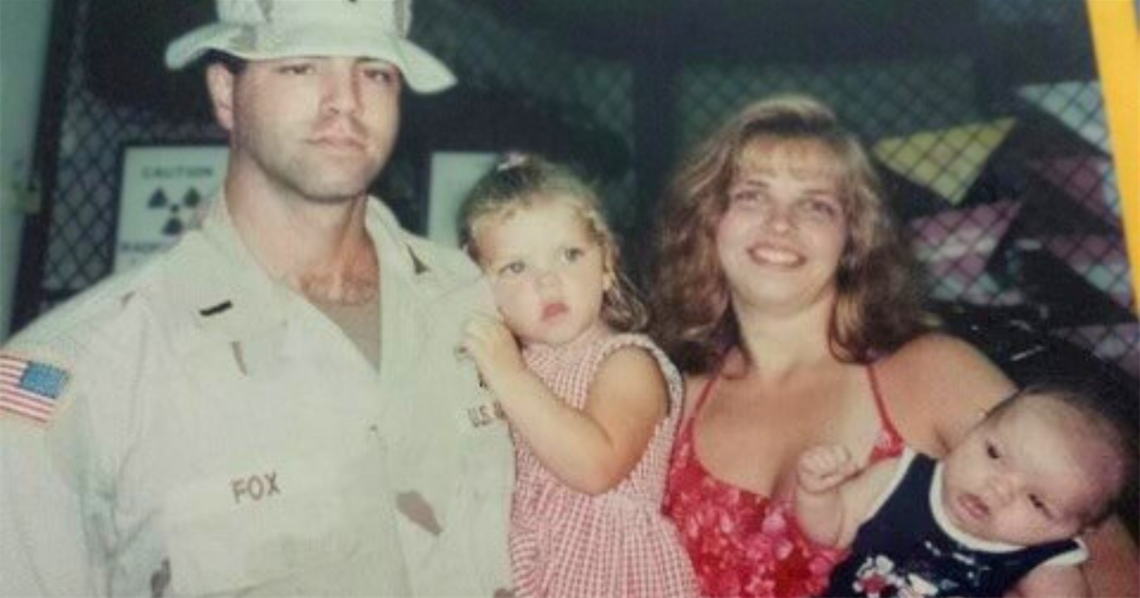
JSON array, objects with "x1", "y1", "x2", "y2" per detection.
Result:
[
  {"x1": 796, "y1": 445, "x2": 861, "y2": 495},
  {"x1": 461, "y1": 315, "x2": 526, "y2": 386}
]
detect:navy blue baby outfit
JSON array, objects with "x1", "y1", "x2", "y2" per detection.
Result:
[{"x1": 823, "y1": 450, "x2": 1083, "y2": 597}]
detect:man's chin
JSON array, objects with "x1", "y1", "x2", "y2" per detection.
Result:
[
  {"x1": 295, "y1": 175, "x2": 377, "y2": 204},
  {"x1": 301, "y1": 189, "x2": 370, "y2": 205},
  {"x1": 290, "y1": 162, "x2": 383, "y2": 203}
]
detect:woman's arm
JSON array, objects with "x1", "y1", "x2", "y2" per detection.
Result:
[
  {"x1": 1082, "y1": 518, "x2": 1139, "y2": 597},
  {"x1": 875, "y1": 332, "x2": 1014, "y2": 455},
  {"x1": 1011, "y1": 564, "x2": 1089, "y2": 597}
]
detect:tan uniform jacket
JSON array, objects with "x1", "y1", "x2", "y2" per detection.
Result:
[{"x1": 0, "y1": 197, "x2": 513, "y2": 596}]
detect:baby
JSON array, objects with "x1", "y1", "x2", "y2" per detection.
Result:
[{"x1": 795, "y1": 384, "x2": 1135, "y2": 597}]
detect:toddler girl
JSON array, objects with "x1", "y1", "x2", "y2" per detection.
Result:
[
  {"x1": 795, "y1": 384, "x2": 1136, "y2": 597},
  {"x1": 459, "y1": 153, "x2": 697, "y2": 598}
]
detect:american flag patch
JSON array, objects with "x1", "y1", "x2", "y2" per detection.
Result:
[{"x1": 0, "y1": 355, "x2": 69, "y2": 423}]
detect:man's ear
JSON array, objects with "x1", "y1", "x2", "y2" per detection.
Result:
[{"x1": 205, "y1": 63, "x2": 236, "y2": 132}]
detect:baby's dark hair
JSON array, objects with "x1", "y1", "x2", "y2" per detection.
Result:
[
  {"x1": 457, "y1": 152, "x2": 649, "y2": 332},
  {"x1": 988, "y1": 383, "x2": 1137, "y2": 527}
]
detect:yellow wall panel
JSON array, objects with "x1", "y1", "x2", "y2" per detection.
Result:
[{"x1": 1087, "y1": 0, "x2": 1140, "y2": 315}]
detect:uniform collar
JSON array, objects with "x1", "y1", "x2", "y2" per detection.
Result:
[
  {"x1": 166, "y1": 192, "x2": 436, "y2": 346},
  {"x1": 362, "y1": 193, "x2": 434, "y2": 278}
]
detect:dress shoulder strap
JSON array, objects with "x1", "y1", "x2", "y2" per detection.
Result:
[
  {"x1": 693, "y1": 369, "x2": 721, "y2": 414},
  {"x1": 866, "y1": 362, "x2": 905, "y2": 453},
  {"x1": 673, "y1": 367, "x2": 722, "y2": 446}
]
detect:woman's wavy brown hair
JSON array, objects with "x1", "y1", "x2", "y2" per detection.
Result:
[{"x1": 650, "y1": 94, "x2": 935, "y2": 373}]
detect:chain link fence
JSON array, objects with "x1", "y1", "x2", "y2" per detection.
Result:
[{"x1": 15, "y1": 0, "x2": 1137, "y2": 396}]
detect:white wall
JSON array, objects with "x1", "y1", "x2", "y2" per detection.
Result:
[{"x1": 0, "y1": 0, "x2": 54, "y2": 342}]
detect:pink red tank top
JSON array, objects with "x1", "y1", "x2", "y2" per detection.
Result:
[{"x1": 662, "y1": 365, "x2": 905, "y2": 598}]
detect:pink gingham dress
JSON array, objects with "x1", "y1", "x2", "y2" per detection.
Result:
[{"x1": 510, "y1": 330, "x2": 698, "y2": 598}]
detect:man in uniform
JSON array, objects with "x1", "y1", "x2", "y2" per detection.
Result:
[{"x1": 0, "y1": 1, "x2": 514, "y2": 595}]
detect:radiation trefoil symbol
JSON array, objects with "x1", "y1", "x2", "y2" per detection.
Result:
[{"x1": 148, "y1": 187, "x2": 203, "y2": 236}]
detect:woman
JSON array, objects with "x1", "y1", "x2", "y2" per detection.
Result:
[{"x1": 652, "y1": 95, "x2": 1137, "y2": 597}]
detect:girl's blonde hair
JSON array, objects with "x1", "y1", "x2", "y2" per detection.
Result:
[
  {"x1": 651, "y1": 94, "x2": 934, "y2": 373},
  {"x1": 459, "y1": 153, "x2": 649, "y2": 332}
]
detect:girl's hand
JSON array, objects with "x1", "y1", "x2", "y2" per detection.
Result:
[
  {"x1": 796, "y1": 444, "x2": 861, "y2": 495},
  {"x1": 461, "y1": 315, "x2": 526, "y2": 387}
]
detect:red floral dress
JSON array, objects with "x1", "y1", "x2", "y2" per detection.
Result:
[{"x1": 663, "y1": 366, "x2": 905, "y2": 598}]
